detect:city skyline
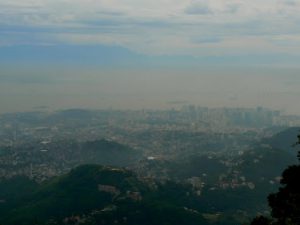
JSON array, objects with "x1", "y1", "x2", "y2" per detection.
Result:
[{"x1": 1, "y1": 0, "x2": 300, "y2": 114}]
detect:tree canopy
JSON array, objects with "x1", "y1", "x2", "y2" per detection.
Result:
[{"x1": 251, "y1": 134, "x2": 300, "y2": 225}]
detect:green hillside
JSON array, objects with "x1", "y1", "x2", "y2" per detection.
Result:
[
  {"x1": 80, "y1": 140, "x2": 141, "y2": 167},
  {"x1": 0, "y1": 165, "x2": 209, "y2": 225}
]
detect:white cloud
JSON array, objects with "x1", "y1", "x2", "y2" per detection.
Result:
[{"x1": 0, "y1": 0, "x2": 300, "y2": 56}]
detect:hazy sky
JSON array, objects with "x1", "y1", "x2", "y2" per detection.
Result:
[
  {"x1": 1, "y1": 0, "x2": 300, "y2": 56},
  {"x1": 1, "y1": 0, "x2": 300, "y2": 114}
]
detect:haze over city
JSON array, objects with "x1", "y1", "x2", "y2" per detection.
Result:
[
  {"x1": 1, "y1": 66, "x2": 300, "y2": 114},
  {"x1": 1, "y1": 1, "x2": 300, "y2": 225},
  {"x1": 1, "y1": 0, "x2": 300, "y2": 114}
]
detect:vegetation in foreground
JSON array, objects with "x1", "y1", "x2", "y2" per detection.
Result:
[{"x1": 251, "y1": 134, "x2": 300, "y2": 225}]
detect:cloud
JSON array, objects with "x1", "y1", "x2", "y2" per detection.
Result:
[
  {"x1": 281, "y1": 0, "x2": 298, "y2": 6},
  {"x1": 191, "y1": 36, "x2": 222, "y2": 44},
  {"x1": 184, "y1": 0, "x2": 241, "y2": 15},
  {"x1": 185, "y1": 1, "x2": 212, "y2": 15},
  {"x1": 0, "y1": 0, "x2": 300, "y2": 59}
]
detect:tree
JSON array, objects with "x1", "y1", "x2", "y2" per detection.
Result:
[
  {"x1": 251, "y1": 134, "x2": 300, "y2": 225},
  {"x1": 250, "y1": 216, "x2": 272, "y2": 225}
]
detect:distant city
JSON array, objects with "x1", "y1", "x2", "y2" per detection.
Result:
[
  {"x1": 0, "y1": 105, "x2": 299, "y2": 181},
  {"x1": 0, "y1": 106, "x2": 299, "y2": 225}
]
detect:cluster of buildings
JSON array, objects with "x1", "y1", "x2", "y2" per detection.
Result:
[{"x1": 0, "y1": 106, "x2": 298, "y2": 183}]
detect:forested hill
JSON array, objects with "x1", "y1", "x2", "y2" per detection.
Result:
[
  {"x1": 261, "y1": 127, "x2": 300, "y2": 152},
  {"x1": 0, "y1": 165, "x2": 210, "y2": 225}
]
